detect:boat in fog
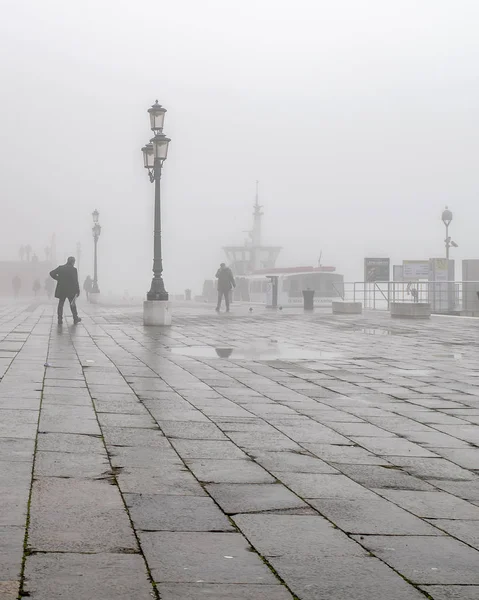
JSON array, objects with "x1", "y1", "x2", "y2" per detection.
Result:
[{"x1": 203, "y1": 183, "x2": 344, "y2": 306}]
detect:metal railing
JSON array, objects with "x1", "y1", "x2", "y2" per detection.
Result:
[{"x1": 338, "y1": 281, "x2": 479, "y2": 314}]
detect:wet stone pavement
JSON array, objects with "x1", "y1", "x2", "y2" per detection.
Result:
[{"x1": 1, "y1": 300, "x2": 479, "y2": 599}]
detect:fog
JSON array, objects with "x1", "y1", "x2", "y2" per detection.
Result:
[{"x1": 1, "y1": 0, "x2": 478, "y2": 296}]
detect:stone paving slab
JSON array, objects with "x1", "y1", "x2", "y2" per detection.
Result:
[
  {"x1": 205, "y1": 482, "x2": 309, "y2": 514},
  {"x1": 157, "y1": 420, "x2": 229, "y2": 439},
  {"x1": 157, "y1": 583, "x2": 295, "y2": 599},
  {"x1": 124, "y1": 493, "x2": 234, "y2": 531},
  {"x1": 419, "y1": 586, "x2": 479, "y2": 599},
  {"x1": 140, "y1": 531, "x2": 278, "y2": 584},
  {"x1": 0, "y1": 526, "x2": 24, "y2": 580},
  {"x1": 116, "y1": 465, "x2": 208, "y2": 495},
  {"x1": 0, "y1": 438, "x2": 35, "y2": 461},
  {"x1": 4, "y1": 302, "x2": 479, "y2": 598},
  {"x1": 233, "y1": 514, "x2": 425, "y2": 599},
  {"x1": 34, "y1": 450, "x2": 110, "y2": 478},
  {"x1": 309, "y1": 497, "x2": 443, "y2": 535},
  {"x1": 269, "y1": 556, "x2": 426, "y2": 600},
  {"x1": 35, "y1": 432, "x2": 104, "y2": 453},
  {"x1": 385, "y1": 456, "x2": 476, "y2": 481},
  {"x1": 277, "y1": 472, "x2": 380, "y2": 499},
  {"x1": 28, "y1": 477, "x2": 138, "y2": 552},
  {"x1": 23, "y1": 553, "x2": 154, "y2": 599},
  {"x1": 331, "y1": 463, "x2": 436, "y2": 491},
  {"x1": 374, "y1": 489, "x2": 479, "y2": 519},
  {"x1": 185, "y1": 458, "x2": 275, "y2": 483},
  {"x1": 354, "y1": 535, "x2": 479, "y2": 584},
  {"x1": 251, "y1": 449, "x2": 340, "y2": 473},
  {"x1": 0, "y1": 581, "x2": 19, "y2": 600},
  {"x1": 426, "y1": 519, "x2": 479, "y2": 550}
]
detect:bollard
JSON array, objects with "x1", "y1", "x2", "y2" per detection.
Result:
[{"x1": 302, "y1": 289, "x2": 315, "y2": 310}]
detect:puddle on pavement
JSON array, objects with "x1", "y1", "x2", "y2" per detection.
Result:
[
  {"x1": 357, "y1": 327, "x2": 394, "y2": 336},
  {"x1": 170, "y1": 344, "x2": 341, "y2": 360}
]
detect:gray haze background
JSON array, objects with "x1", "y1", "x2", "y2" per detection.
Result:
[{"x1": 1, "y1": 0, "x2": 478, "y2": 296}]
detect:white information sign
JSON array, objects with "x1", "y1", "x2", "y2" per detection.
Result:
[{"x1": 403, "y1": 260, "x2": 429, "y2": 280}]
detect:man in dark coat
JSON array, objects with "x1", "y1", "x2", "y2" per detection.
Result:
[
  {"x1": 50, "y1": 257, "x2": 81, "y2": 325},
  {"x1": 215, "y1": 263, "x2": 236, "y2": 312}
]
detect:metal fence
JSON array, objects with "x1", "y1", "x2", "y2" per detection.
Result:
[{"x1": 336, "y1": 281, "x2": 479, "y2": 314}]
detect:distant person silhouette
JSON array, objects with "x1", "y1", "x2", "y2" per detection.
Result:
[
  {"x1": 12, "y1": 276, "x2": 21, "y2": 299},
  {"x1": 83, "y1": 275, "x2": 93, "y2": 302},
  {"x1": 32, "y1": 279, "x2": 41, "y2": 296},
  {"x1": 44, "y1": 277, "x2": 54, "y2": 300},
  {"x1": 215, "y1": 263, "x2": 235, "y2": 312},
  {"x1": 50, "y1": 257, "x2": 81, "y2": 325}
]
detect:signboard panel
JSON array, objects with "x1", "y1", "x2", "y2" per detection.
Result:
[
  {"x1": 428, "y1": 258, "x2": 455, "y2": 312},
  {"x1": 364, "y1": 258, "x2": 390, "y2": 282},
  {"x1": 403, "y1": 260, "x2": 429, "y2": 280},
  {"x1": 393, "y1": 265, "x2": 404, "y2": 282},
  {"x1": 462, "y1": 260, "x2": 479, "y2": 314}
]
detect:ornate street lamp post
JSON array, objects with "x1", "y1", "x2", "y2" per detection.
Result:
[
  {"x1": 441, "y1": 206, "x2": 458, "y2": 312},
  {"x1": 142, "y1": 101, "x2": 171, "y2": 301},
  {"x1": 76, "y1": 242, "x2": 82, "y2": 279},
  {"x1": 441, "y1": 206, "x2": 455, "y2": 260},
  {"x1": 141, "y1": 101, "x2": 172, "y2": 326},
  {"x1": 92, "y1": 209, "x2": 101, "y2": 294}
]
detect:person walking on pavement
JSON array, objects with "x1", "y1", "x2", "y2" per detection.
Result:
[
  {"x1": 49, "y1": 257, "x2": 81, "y2": 325},
  {"x1": 83, "y1": 275, "x2": 93, "y2": 302},
  {"x1": 215, "y1": 263, "x2": 235, "y2": 312},
  {"x1": 44, "y1": 277, "x2": 54, "y2": 300},
  {"x1": 32, "y1": 279, "x2": 41, "y2": 296},
  {"x1": 12, "y1": 275, "x2": 21, "y2": 299}
]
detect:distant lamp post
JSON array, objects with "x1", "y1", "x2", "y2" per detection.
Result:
[
  {"x1": 141, "y1": 100, "x2": 172, "y2": 326},
  {"x1": 76, "y1": 242, "x2": 82, "y2": 278},
  {"x1": 91, "y1": 210, "x2": 101, "y2": 294},
  {"x1": 441, "y1": 206, "x2": 456, "y2": 260}
]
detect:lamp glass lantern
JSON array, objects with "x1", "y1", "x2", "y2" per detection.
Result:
[
  {"x1": 148, "y1": 100, "x2": 167, "y2": 133},
  {"x1": 151, "y1": 134, "x2": 171, "y2": 161},
  {"x1": 92, "y1": 223, "x2": 102, "y2": 239},
  {"x1": 92, "y1": 209, "x2": 100, "y2": 224},
  {"x1": 141, "y1": 143, "x2": 154, "y2": 170},
  {"x1": 442, "y1": 206, "x2": 453, "y2": 226}
]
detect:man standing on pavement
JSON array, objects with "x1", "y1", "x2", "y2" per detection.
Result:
[
  {"x1": 49, "y1": 257, "x2": 81, "y2": 325},
  {"x1": 12, "y1": 275, "x2": 21, "y2": 299},
  {"x1": 215, "y1": 262, "x2": 235, "y2": 312}
]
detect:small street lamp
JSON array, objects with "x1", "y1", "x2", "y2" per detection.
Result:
[
  {"x1": 141, "y1": 100, "x2": 171, "y2": 309},
  {"x1": 441, "y1": 206, "x2": 457, "y2": 260},
  {"x1": 92, "y1": 210, "x2": 101, "y2": 294}
]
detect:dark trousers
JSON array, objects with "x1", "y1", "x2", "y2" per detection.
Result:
[
  {"x1": 57, "y1": 296, "x2": 79, "y2": 321},
  {"x1": 216, "y1": 290, "x2": 230, "y2": 311}
]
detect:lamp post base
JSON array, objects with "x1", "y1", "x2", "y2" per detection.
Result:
[
  {"x1": 143, "y1": 300, "x2": 172, "y2": 326},
  {"x1": 146, "y1": 277, "x2": 168, "y2": 301}
]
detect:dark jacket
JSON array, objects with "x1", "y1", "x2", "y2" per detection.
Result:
[
  {"x1": 216, "y1": 266, "x2": 235, "y2": 292},
  {"x1": 50, "y1": 264, "x2": 80, "y2": 299}
]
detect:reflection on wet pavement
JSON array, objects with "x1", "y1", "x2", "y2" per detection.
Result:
[
  {"x1": 170, "y1": 344, "x2": 341, "y2": 360},
  {"x1": 357, "y1": 327, "x2": 394, "y2": 335}
]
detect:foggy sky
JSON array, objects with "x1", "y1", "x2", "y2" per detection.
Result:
[{"x1": 1, "y1": 0, "x2": 478, "y2": 296}]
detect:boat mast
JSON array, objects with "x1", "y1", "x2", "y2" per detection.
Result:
[
  {"x1": 251, "y1": 180, "x2": 263, "y2": 269},
  {"x1": 252, "y1": 180, "x2": 263, "y2": 247}
]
